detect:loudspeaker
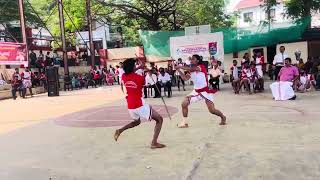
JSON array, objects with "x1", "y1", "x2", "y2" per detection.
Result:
[
  {"x1": 46, "y1": 67, "x2": 59, "y2": 82},
  {"x1": 46, "y1": 67, "x2": 60, "y2": 97},
  {"x1": 48, "y1": 81, "x2": 59, "y2": 97}
]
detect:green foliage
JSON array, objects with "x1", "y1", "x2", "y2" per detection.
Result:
[
  {"x1": 0, "y1": 0, "x2": 40, "y2": 25},
  {"x1": 284, "y1": 0, "x2": 320, "y2": 19}
]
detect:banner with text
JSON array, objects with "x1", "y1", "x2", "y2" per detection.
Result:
[{"x1": 0, "y1": 42, "x2": 28, "y2": 66}]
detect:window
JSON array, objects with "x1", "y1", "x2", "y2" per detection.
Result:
[
  {"x1": 266, "y1": 9, "x2": 276, "y2": 19},
  {"x1": 243, "y1": 12, "x2": 253, "y2": 22}
]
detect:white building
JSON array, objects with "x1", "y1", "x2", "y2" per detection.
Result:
[{"x1": 234, "y1": 0, "x2": 291, "y2": 29}]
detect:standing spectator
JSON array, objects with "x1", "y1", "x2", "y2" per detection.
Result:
[
  {"x1": 230, "y1": 60, "x2": 240, "y2": 94},
  {"x1": 116, "y1": 62, "x2": 125, "y2": 85},
  {"x1": 82, "y1": 52, "x2": 88, "y2": 62},
  {"x1": 36, "y1": 50, "x2": 45, "y2": 71},
  {"x1": 21, "y1": 68, "x2": 33, "y2": 97},
  {"x1": 273, "y1": 46, "x2": 289, "y2": 80},
  {"x1": 241, "y1": 53, "x2": 250, "y2": 67},
  {"x1": 45, "y1": 51, "x2": 53, "y2": 66},
  {"x1": 175, "y1": 58, "x2": 186, "y2": 91},
  {"x1": 158, "y1": 68, "x2": 172, "y2": 97},
  {"x1": 29, "y1": 50, "x2": 37, "y2": 67}
]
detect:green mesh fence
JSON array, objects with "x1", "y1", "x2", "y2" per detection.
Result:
[{"x1": 139, "y1": 17, "x2": 311, "y2": 57}]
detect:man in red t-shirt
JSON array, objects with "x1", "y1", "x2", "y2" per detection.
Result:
[{"x1": 114, "y1": 58, "x2": 166, "y2": 149}]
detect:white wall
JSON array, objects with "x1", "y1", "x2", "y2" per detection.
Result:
[
  {"x1": 237, "y1": 3, "x2": 290, "y2": 28},
  {"x1": 276, "y1": 41, "x2": 308, "y2": 64}
]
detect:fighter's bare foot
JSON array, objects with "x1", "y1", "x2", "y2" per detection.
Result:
[
  {"x1": 150, "y1": 143, "x2": 166, "y2": 149},
  {"x1": 177, "y1": 123, "x2": 189, "y2": 128},
  {"x1": 219, "y1": 115, "x2": 227, "y2": 125},
  {"x1": 114, "y1": 129, "x2": 121, "y2": 141}
]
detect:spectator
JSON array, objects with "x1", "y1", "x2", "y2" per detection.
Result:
[
  {"x1": 297, "y1": 58, "x2": 305, "y2": 70},
  {"x1": 209, "y1": 62, "x2": 222, "y2": 90},
  {"x1": 230, "y1": 60, "x2": 240, "y2": 94},
  {"x1": 270, "y1": 57, "x2": 299, "y2": 100},
  {"x1": 40, "y1": 72, "x2": 47, "y2": 90},
  {"x1": 273, "y1": 46, "x2": 289, "y2": 80},
  {"x1": 45, "y1": 51, "x2": 53, "y2": 66},
  {"x1": 240, "y1": 63, "x2": 253, "y2": 94},
  {"x1": 241, "y1": 53, "x2": 250, "y2": 67},
  {"x1": 21, "y1": 68, "x2": 33, "y2": 97},
  {"x1": 11, "y1": 68, "x2": 24, "y2": 99},
  {"x1": 158, "y1": 68, "x2": 172, "y2": 97},
  {"x1": 29, "y1": 50, "x2": 37, "y2": 67},
  {"x1": 144, "y1": 70, "x2": 159, "y2": 98},
  {"x1": 175, "y1": 58, "x2": 186, "y2": 91}
]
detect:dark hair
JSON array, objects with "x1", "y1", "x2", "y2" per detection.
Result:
[
  {"x1": 285, "y1": 57, "x2": 292, "y2": 63},
  {"x1": 280, "y1": 46, "x2": 285, "y2": 49},
  {"x1": 233, "y1": 60, "x2": 237, "y2": 63},
  {"x1": 123, "y1": 58, "x2": 136, "y2": 74},
  {"x1": 192, "y1": 54, "x2": 202, "y2": 64}
]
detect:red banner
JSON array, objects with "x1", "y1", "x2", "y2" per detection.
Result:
[{"x1": 0, "y1": 42, "x2": 28, "y2": 66}]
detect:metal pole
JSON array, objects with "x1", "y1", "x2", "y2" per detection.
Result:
[
  {"x1": 57, "y1": 0, "x2": 69, "y2": 75},
  {"x1": 17, "y1": 0, "x2": 29, "y2": 66},
  {"x1": 86, "y1": 0, "x2": 95, "y2": 67}
]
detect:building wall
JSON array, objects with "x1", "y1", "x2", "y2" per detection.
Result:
[
  {"x1": 237, "y1": 3, "x2": 289, "y2": 28},
  {"x1": 276, "y1": 41, "x2": 308, "y2": 64},
  {"x1": 224, "y1": 50, "x2": 249, "y2": 71}
]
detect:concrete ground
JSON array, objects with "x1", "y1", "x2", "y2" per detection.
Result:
[{"x1": 0, "y1": 83, "x2": 320, "y2": 180}]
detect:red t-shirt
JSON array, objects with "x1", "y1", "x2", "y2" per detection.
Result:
[{"x1": 122, "y1": 73, "x2": 145, "y2": 109}]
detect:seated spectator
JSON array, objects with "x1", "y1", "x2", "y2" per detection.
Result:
[
  {"x1": 11, "y1": 76, "x2": 23, "y2": 100},
  {"x1": 157, "y1": 68, "x2": 172, "y2": 97},
  {"x1": 144, "y1": 70, "x2": 159, "y2": 98},
  {"x1": 31, "y1": 72, "x2": 40, "y2": 87},
  {"x1": 297, "y1": 59, "x2": 305, "y2": 70},
  {"x1": 240, "y1": 63, "x2": 253, "y2": 94},
  {"x1": 64, "y1": 75, "x2": 72, "y2": 91},
  {"x1": 209, "y1": 62, "x2": 222, "y2": 90},
  {"x1": 249, "y1": 62, "x2": 261, "y2": 93},
  {"x1": 230, "y1": 60, "x2": 240, "y2": 94},
  {"x1": 297, "y1": 70, "x2": 312, "y2": 93},
  {"x1": 93, "y1": 71, "x2": 101, "y2": 87},
  {"x1": 270, "y1": 58, "x2": 299, "y2": 100}
]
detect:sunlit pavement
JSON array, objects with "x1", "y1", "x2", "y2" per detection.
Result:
[{"x1": 0, "y1": 83, "x2": 320, "y2": 180}]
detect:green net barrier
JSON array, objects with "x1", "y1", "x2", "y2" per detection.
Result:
[{"x1": 139, "y1": 17, "x2": 311, "y2": 57}]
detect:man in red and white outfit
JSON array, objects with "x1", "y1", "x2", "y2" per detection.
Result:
[
  {"x1": 255, "y1": 52, "x2": 265, "y2": 91},
  {"x1": 114, "y1": 58, "x2": 166, "y2": 149},
  {"x1": 175, "y1": 54, "x2": 226, "y2": 128}
]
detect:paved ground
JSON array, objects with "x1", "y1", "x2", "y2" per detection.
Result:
[{"x1": 0, "y1": 83, "x2": 320, "y2": 180}]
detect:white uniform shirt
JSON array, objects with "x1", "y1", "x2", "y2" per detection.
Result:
[
  {"x1": 118, "y1": 68, "x2": 125, "y2": 77},
  {"x1": 190, "y1": 65, "x2": 208, "y2": 89},
  {"x1": 158, "y1": 73, "x2": 171, "y2": 83},
  {"x1": 145, "y1": 74, "x2": 157, "y2": 85},
  {"x1": 273, "y1": 53, "x2": 289, "y2": 66},
  {"x1": 209, "y1": 67, "x2": 222, "y2": 78}
]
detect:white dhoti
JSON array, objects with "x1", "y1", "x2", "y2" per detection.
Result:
[{"x1": 270, "y1": 81, "x2": 295, "y2": 101}]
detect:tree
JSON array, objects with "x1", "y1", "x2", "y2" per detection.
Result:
[
  {"x1": 0, "y1": 0, "x2": 40, "y2": 25},
  {"x1": 97, "y1": 0, "x2": 178, "y2": 31},
  {"x1": 285, "y1": 0, "x2": 320, "y2": 19}
]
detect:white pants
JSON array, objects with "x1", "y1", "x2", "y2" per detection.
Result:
[
  {"x1": 187, "y1": 90, "x2": 214, "y2": 104},
  {"x1": 270, "y1": 81, "x2": 295, "y2": 101}
]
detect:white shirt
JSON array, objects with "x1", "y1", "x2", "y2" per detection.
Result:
[
  {"x1": 190, "y1": 65, "x2": 207, "y2": 89},
  {"x1": 118, "y1": 68, "x2": 125, "y2": 78},
  {"x1": 158, "y1": 73, "x2": 171, "y2": 83},
  {"x1": 145, "y1": 74, "x2": 157, "y2": 85},
  {"x1": 209, "y1": 67, "x2": 222, "y2": 78},
  {"x1": 185, "y1": 59, "x2": 191, "y2": 66},
  {"x1": 273, "y1": 53, "x2": 289, "y2": 66}
]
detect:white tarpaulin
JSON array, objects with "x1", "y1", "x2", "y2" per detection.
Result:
[{"x1": 170, "y1": 32, "x2": 224, "y2": 62}]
